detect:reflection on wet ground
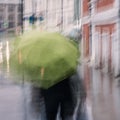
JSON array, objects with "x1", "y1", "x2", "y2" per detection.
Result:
[
  {"x1": 84, "y1": 65, "x2": 120, "y2": 120},
  {"x1": 0, "y1": 62, "x2": 88, "y2": 120},
  {"x1": 0, "y1": 64, "x2": 87, "y2": 120},
  {"x1": 0, "y1": 41, "x2": 87, "y2": 120},
  {"x1": 2, "y1": 62, "x2": 120, "y2": 120},
  {"x1": 0, "y1": 40, "x2": 120, "y2": 120}
]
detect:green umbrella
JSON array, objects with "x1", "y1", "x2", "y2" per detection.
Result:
[{"x1": 10, "y1": 30, "x2": 79, "y2": 89}]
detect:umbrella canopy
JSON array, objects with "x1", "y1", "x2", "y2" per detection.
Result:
[{"x1": 10, "y1": 31, "x2": 79, "y2": 89}]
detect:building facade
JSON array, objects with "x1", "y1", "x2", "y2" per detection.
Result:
[
  {"x1": 24, "y1": 0, "x2": 75, "y2": 32},
  {"x1": 81, "y1": 0, "x2": 120, "y2": 76},
  {"x1": 0, "y1": 0, "x2": 22, "y2": 35}
]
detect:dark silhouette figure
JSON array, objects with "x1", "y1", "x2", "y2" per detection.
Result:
[{"x1": 41, "y1": 71, "x2": 86, "y2": 120}]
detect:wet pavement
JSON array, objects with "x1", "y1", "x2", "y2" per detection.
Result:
[
  {"x1": 0, "y1": 41, "x2": 87, "y2": 120},
  {"x1": 0, "y1": 40, "x2": 120, "y2": 120},
  {"x1": 0, "y1": 62, "x2": 88, "y2": 120},
  {"x1": 0, "y1": 62, "x2": 45, "y2": 120},
  {"x1": 83, "y1": 65, "x2": 120, "y2": 120},
  {"x1": 0, "y1": 62, "x2": 87, "y2": 120}
]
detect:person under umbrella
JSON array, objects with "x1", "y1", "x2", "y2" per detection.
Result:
[
  {"x1": 40, "y1": 64, "x2": 86, "y2": 120},
  {"x1": 10, "y1": 31, "x2": 87, "y2": 120}
]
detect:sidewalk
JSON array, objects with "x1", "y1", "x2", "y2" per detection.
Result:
[{"x1": 83, "y1": 64, "x2": 120, "y2": 120}]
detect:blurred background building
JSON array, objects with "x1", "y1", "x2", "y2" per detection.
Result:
[
  {"x1": 0, "y1": 0, "x2": 22, "y2": 36},
  {"x1": 81, "y1": 0, "x2": 120, "y2": 77},
  {"x1": 24, "y1": 0, "x2": 79, "y2": 32}
]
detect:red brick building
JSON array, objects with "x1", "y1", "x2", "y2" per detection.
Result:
[{"x1": 81, "y1": 0, "x2": 120, "y2": 76}]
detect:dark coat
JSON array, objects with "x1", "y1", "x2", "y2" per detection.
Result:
[{"x1": 41, "y1": 65, "x2": 86, "y2": 120}]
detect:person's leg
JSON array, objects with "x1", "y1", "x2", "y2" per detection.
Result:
[
  {"x1": 45, "y1": 97, "x2": 59, "y2": 120},
  {"x1": 42, "y1": 91, "x2": 59, "y2": 120},
  {"x1": 60, "y1": 100, "x2": 75, "y2": 120},
  {"x1": 41, "y1": 79, "x2": 73, "y2": 120},
  {"x1": 60, "y1": 86, "x2": 76, "y2": 120}
]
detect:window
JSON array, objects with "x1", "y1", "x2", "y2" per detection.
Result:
[
  {"x1": 18, "y1": 4, "x2": 21, "y2": 12},
  {"x1": 8, "y1": 14, "x2": 15, "y2": 21},
  {"x1": 8, "y1": 4, "x2": 15, "y2": 12},
  {"x1": 0, "y1": 23, "x2": 2, "y2": 29},
  {"x1": 18, "y1": 14, "x2": 22, "y2": 25},
  {"x1": 0, "y1": 5, "x2": 5, "y2": 12},
  {"x1": 9, "y1": 22, "x2": 15, "y2": 28},
  {"x1": 96, "y1": 0, "x2": 114, "y2": 11},
  {"x1": 0, "y1": 15, "x2": 3, "y2": 21},
  {"x1": 83, "y1": 0, "x2": 89, "y2": 16}
]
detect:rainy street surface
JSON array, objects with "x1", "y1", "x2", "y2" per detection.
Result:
[
  {"x1": 0, "y1": 41, "x2": 120, "y2": 120},
  {"x1": 83, "y1": 65, "x2": 120, "y2": 120}
]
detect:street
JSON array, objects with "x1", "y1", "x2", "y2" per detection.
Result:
[
  {"x1": 0, "y1": 41, "x2": 120, "y2": 120},
  {"x1": 83, "y1": 65, "x2": 120, "y2": 120},
  {"x1": 0, "y1": 0, "x2": 120, "y2": 120},
  {"x1": 0, "y1": 41, "x2": 87, "y2": 120}
]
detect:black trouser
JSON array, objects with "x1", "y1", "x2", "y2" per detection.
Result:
[{"x1": 41, "y1": 78, "x2": 76, "y2": 120}]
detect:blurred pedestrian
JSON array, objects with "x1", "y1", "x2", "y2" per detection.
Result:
[{"x1": 41, "y1": 65, "x2": 86, "y2": 120}]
